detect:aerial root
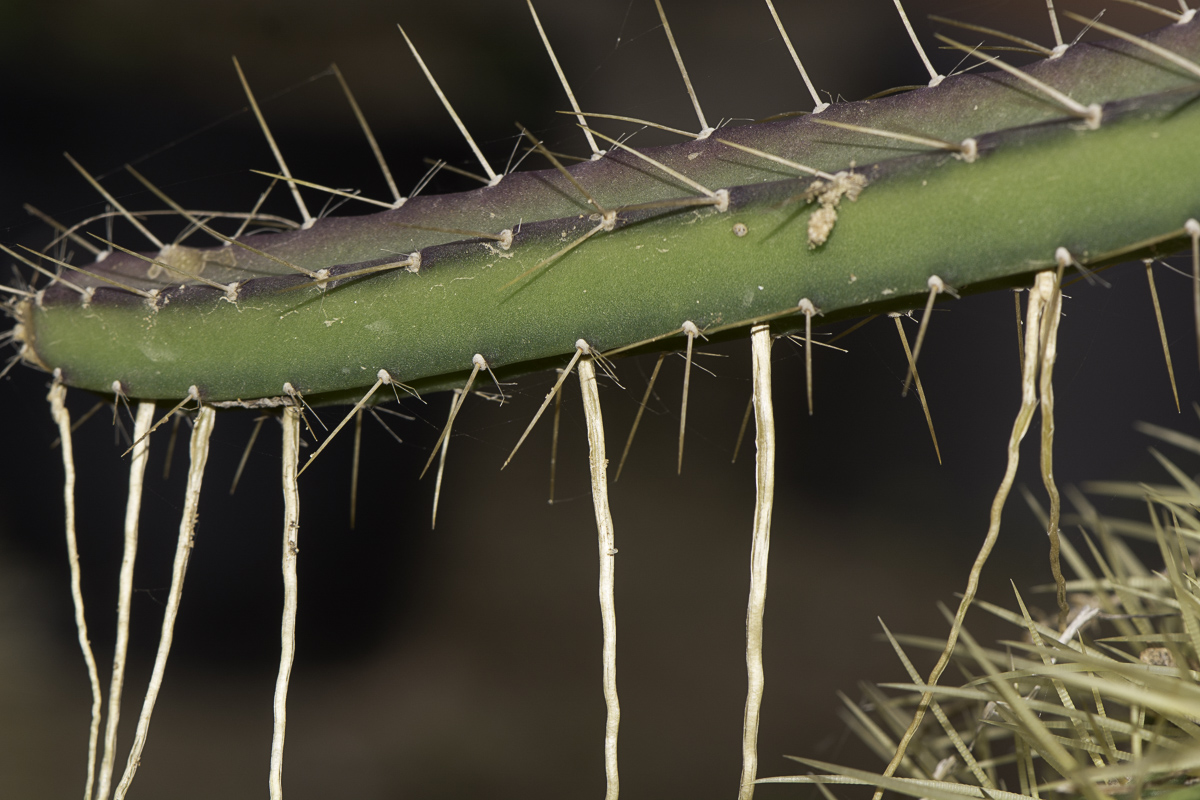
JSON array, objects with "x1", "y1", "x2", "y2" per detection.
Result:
[
  {"x1": 798, "y1": 299, "x2": 820, "y2": 415},
  {"x1": 677, "y1": 321, "x2": 706, "y2": 475},
  {"x1": 738, "y1": 323, "x2": 776, "y2": 800},
  {"x1": 271, "y1": 408, "x2": 302, "y2": 800},
  {"x1": 114, "y1": 406, "x2": 217, "y2": 800},
  {"x1": 1042, "y1": 254, "x2": 1068, "y2": 627},
  {"x1": 503, "y1": 343, "x2": 588, "y2": 469},
  {"x1": 653, "y1": 0, "x2": 712, "y2": 137},
  {"x1": 398, "y1": 25, "x2": 499, "y2": 185},
  {"x1": 901, "y1": 275, "x2": 949, "y2": 397},
  {"x1": 48, "y1": 382, "x2": 103, "y2": 800},
  {"x1": 577, "y1": 355, "x2": 620, "y2": 800},
  {"x1": 615, "y1": 353, "x2": 667, "y2": 482},
  {"x1": 891, "y1": 315, "x2": 941, "y2": 464},
  {"x1": 432, "y1": 392, "x2": 458, "y2": 529},
  {"x1": 1189, "y1": 219, "x2": 1200, "y2": 374},
  {"x1": 936, "y1": 34, "x2": 1101, "y2": 128},
  {"x1": 95, "y1": 401, "x2": 155, "y2": 800},
  {"x1": 350, "y1": 409, "x2": 364, "y2": 529},
  {"x1": 873, "y1": 269, "x2": 1060, "y2": 800},
  {"x1": 526, "y1": 0, "x2": 602, "y2": 158},
  {"x1": 1144, "y1": 260, "x2": 1180, "y2": 412},
  {"x1": 233, "y1": 57, "x2": 314, "y2": 227},
  {"x1": 892, "y1": 0, "x2": 944, "y2": 85}
]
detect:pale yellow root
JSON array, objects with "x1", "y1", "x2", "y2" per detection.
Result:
[
  {"x1": 872, "y1": 270, "x2": 1059, "y2": 800},
  {"x1": 114, "y1": 407, "x2": 217, "y2": 800},
  {"x1": 48, "y1": 383, "x2": 104, "y2": 800},
  {"x1": 738, "y1": 324, "x2": 776, "y2": 800},
  {"x1": 95, "y1": 401, "x2": 155, "y2": 800},
  {"x1": 578, "y1": 358, "x2": 620, "y2": 800},
  {"x1": 271, "y1": 408, "x2": 302, "y2": 800}
]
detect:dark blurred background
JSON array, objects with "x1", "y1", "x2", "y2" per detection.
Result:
[{"x1": 1, "y1": 1, "x2": 1196, "y2": 797}]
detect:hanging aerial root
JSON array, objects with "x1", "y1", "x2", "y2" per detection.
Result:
[
  {"x1": 891, "y1": 315, "x2": 941, "y2": 464},
  {"x1": 615, "y1": 353, "x2": 667, "y2": 481},
  {"x1": 873, "y1": 270, "x2": 1057, "y2": 800},
  {"x1": 95, "y1": 401, "x2": 155, "y2": 800},
  {"x1": 578, "y1": 356, "x2": 620, "y2": 800},
  {"x1": 114, "y1": 406, "x2": 217, "y2": 800},
  {"x1": 271, "y1": 407, "x2": 302, "y2": 800},
  {"x1": 48, "y1": 382, "x2": 103, "y2": 800},
  {"x1": 739, "y1": 323, "x2": 776, "y2": 800},
  {"x1": 1143, "y1": 261, "x2": 1180, "y2": 413},
  {"x1": 1041, "y1": 251, "x2": 1068, "y2": 627}
]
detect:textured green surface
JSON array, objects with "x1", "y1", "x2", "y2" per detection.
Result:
[{"x1": 15, "y1": 20, "x2": 1200, "y2": 403}]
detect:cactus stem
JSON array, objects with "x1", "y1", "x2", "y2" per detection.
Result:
[
  {"x1": 892, "y1": 0, "x2": 944, "y2": 86},
  {"x1": 901, "y1": 276, "x2": 948, "y2": 398},
  {"x1": 397, "y1": 25, "x2": 500, "y2": 186},
  {"x1": 526, "y1": 0, "x2": 602, "y2": 159},
  {"x1": 114, "y1": 405, "x2": 216, "y2": 800},
  {"x1": 762, "y1": 0, "x2": 827, "y2": 112},
  {"x1": 578, "y1": 354, "x2": 620, "y2": 800},
  {"x1": 95, "y1": 401, "x2": 155, "y2": 800},
  {"x1": 48, "y1": 382, "x2": 103, "y2": 800},
  {"x1": 233, "y1": 57, "x2": 314, "y2": 228},
  {"x1": 739, "y1": 322, "x2": 775, "y2": 800},
  {"x1": 271, "y1": 407, "x2": 302, "y2": 800},
  {"x1": 936, "y1": 34, "x2": 1103, "y2": 128},
  {"x1": 892, "y1": 314, "x2": 941, "y2": 465}
]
